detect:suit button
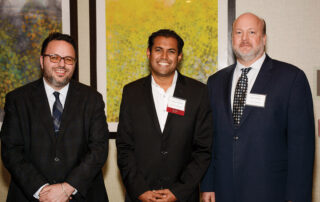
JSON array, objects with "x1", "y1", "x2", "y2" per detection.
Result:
[
  {"x1": 54, "y1": 157, "x2": 60, "y2": 162},
  {"x1": 234, "y1": 136, "x2": 239, "y2": 140}
]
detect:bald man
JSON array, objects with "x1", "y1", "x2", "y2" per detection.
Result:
[{"x1": 200, "y1": 13, "x2": 314, "y2": 202}]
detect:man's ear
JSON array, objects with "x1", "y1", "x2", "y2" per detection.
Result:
[
  {"x1": 178, "y1": 52, "x2": 183, "y2": 62},
  {"x1": 146, "y1": 48, "x2": 151, "y2": 59},
  {"x1": 40, "y1": 56, "x2": 44, "y2": 70}
]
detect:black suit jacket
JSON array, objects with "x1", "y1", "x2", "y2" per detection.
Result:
[
  {"x1": 117, "y1": 73, "x2": 213, "y2": 201},
  {"x1": 201, "y1": 55, "x2": 315, "y2": 202},
  {"x1": 1, "y1": 79, "x2": 109, "y2": 202}
]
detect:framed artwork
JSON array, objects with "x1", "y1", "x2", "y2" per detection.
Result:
[
  {"x1": 0, "y1": 0, "x2": 72, "y2": 127},
  {"x1": 96, "y1": 0, "x2": 232, "y2": 134}
]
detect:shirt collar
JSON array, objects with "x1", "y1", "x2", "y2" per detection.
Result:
[
  {"x1": 236, "y1": 52, "x2": 266, "y2": 72},
  {"x1": 43, "y1": 78, "x2": 69, "y2": 97},
  {"x1": 151, "y1": 70, "x2": 178, "y2": 90}
]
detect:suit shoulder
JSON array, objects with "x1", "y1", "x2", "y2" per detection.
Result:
[
  {"x1": 208, "y1": 65, "x2": 234, "y2": 83},
  {"x1": 270, "y1": 58, "x2": 307, "y2": 80},
  {"x1": 6, "y1": 79, "x2": 41, "y2": 99},
  {"x1": 182, "y1": 75, "x2": 206, "y2": 89},
  {"x1": 271, "y1": 59, "x2": 302, "y2": 72},
  {"x1": 71, "y1": 80, "x2": 103, "y2": 97},
  {"x1": 123, "y1": 76, "x2": 149, "y2": 91}
]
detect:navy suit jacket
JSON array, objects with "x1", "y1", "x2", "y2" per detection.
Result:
[
  {"x1": 117, "y1": 73, "x2": 213, "y2": 201},
  {"x1": 201, "y1": 55, "x2": 315, "y2": 202},
  {"x1": 1, "y1": 79, "x2": 109, "y2": 202}
]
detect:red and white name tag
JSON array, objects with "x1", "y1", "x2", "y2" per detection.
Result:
[{"x1": 166, "y1": 96, "x2": 186, "y2": 116}]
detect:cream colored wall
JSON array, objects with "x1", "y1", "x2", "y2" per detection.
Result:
[
  {"x1": 1, "y1": 0, "x2": 319, "y2": 201},
  {"x1": 236, "y1": 0, "x2": 320, "y2": 201},
  {"x1": 77, "y1": 0, "x2": 91, "y2": 86}
]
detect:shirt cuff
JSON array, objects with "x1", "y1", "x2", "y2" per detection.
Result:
[{"x1": 33, "y1": 183, "x2": 49, "y2": 199}]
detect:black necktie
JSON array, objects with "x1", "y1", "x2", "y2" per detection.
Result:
[
  {"x1": 233, "y1": 67, "x2": 252, "y2": 126},
  {"x1": 53, "y1": 92, "x2": 63, "y2": 133}
]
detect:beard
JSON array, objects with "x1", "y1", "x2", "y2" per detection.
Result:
[
  {"x1": 42, "y1": 67, "x2": 71, "y2": 89},
  {"x1": 233, "y1": 40, "x2": 265, "y2": 63}
]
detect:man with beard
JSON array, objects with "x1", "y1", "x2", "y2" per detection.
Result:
[
  {"x1": 200, "y1": 13, "x2": 314, "y2": 202},
  {"x1": 1, "y1": 32, "x2": 109, "y2": 201},
  {"x1": 117, "y1": 29, "x2": 213, "y2": 202}
]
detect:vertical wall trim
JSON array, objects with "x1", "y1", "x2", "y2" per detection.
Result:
[
  {"x1": 89, "y1": 0, "x2": 97, "y2": 89},
  {"x1": 228, "y1": 0, "x2": 236, "y2": 65},
  {"x1": 70, "y1": 0, "x2": 79, "y2": 81}
]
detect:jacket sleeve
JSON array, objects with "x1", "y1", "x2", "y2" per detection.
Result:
[
  {"x1": 285, "y1": 70, "x2": 315, "y2": 202},
  {"x1": 1, "y1": 93, "x2": 48, "y2": 200},
  {"x1": 169, "y1": 86, "x2": 213, "y2": 201},
  {"x1": 116, "y1": 86, "x2": 150, "y2": 200},
  {"x1": 64, "y1": 92, "x2": 109, "y2": 197}
]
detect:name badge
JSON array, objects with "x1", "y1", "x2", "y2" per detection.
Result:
[
  {"x1": 167, "y1": 96, "x2": 186, "y2": 116},
  {"x1": 246, "y1": 93, "x2": 266, "y2": 108}
]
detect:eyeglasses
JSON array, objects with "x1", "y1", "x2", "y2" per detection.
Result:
[{"x1": 43, "y1": 54, "x2": 77, "y2": 65}]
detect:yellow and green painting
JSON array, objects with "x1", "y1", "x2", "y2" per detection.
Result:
[
  {"x1": 106, "y1": 0, "x2": 218, "y2": 122},
  {"x1": 0, "y1": 0, "x2": 61, "y2": 120}
]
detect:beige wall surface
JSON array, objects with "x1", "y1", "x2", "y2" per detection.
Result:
[
  {"x1": 236, "y1": 0, "x2": 320, "y2": 201},
  {"x1": 0, "y1": 0, "x2": 319, "y2": 201}
]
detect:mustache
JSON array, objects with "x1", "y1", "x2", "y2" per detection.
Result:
[
  {"x1": 240, "y1": 42, "x2": 252, "y2": 47},
  {"x1": 54, "y1": 66, "x2": 67, "y2": 70}
]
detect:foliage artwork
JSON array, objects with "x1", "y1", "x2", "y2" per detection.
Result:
[
  {"x1": 0, "y1": 0, "x2": 61, "y2": 116},
  {"x1": 106, "y1": 0, "x2": 218, "y2": 122}
]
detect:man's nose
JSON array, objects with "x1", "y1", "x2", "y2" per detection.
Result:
[
  {"x1": 58, "y1": 58, "x2": 65, "y2": 66},
  {"x1": 161, "y1": 51, "x2": 168, "y2": 59}
]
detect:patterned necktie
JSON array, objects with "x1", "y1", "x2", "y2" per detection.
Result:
[
  {"x1": 53, "y1": 92, "x2": 63, "y2": 133},
  {"x1": 233, "y1": 67, "x2": 252, "y2": 126}
]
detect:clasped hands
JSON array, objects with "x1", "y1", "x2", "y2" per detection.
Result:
[
  {"x1": 139, "y1": 189, "x2": 177, "y2": 202},
  {"x1": 39, "y1": 182, "x2": 75, "y2": 202}
]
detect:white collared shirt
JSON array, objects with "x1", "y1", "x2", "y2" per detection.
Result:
[
  {"x1": 231, "y1": 53, "x2": 266, "y2": 110},
  {"x1": 151, "y1": 71, "x2": 178, "y2": 132},
  {"x1": 43, "y1": 78, "x2": 69, "y2": 114}
]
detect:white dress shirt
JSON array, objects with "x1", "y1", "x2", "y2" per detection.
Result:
[
  {"x1": 231, "y1": 53, "x2": 266, "y2": 110},
  {"x1": 43, "y1": 78, "x2": 69, "y2": 114},
  {"x1": 152, "y1": 71, "x2": 178, "y2": 132}
]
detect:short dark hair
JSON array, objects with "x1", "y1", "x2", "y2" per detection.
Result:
[
  {"x1": 41, "y1": 32, "x2": 77, "y2": 56},
  {"x1": 148, "y1": 29, "x2": 184, "y2": 54}
]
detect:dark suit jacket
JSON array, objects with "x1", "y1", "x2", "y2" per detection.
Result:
[
  {"x1": 200, "y1": 55, "x2": 315, "y2": 202},
  {"x1": 117, "y1": 73, "x2": 213, "y2": 201},
  {"x1": 1, "y1": 79, "x2": 109, "y2": 202}
]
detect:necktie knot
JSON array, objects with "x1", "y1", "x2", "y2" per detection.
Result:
[
  {"x1": 241, "y1": 67, "x2": 252, "y2": 75},
  {"x1": 53, "y1": 91, "x2": 60, "y2": 100}
]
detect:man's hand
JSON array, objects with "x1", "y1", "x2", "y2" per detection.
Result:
[
  {"x1": 153, "y1": 189, "x2": 177, "y2": 202},
  {"x1": 138, "y1": 190, "x2": 163, "y2": 202},
  {"x1": 201, "y1": 192, "x2": 215, "y2": 202},
  {"x1": 39, "y1": 183, "x2": 74, "y2": 202}
]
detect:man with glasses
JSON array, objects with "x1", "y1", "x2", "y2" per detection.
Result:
[{"x1": 1, "y1": 32, "x2": 109, "y2": 201}]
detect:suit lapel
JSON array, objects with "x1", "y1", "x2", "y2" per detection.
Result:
[
  {"x1": 162, "y1": 72, "x2": 186, "y2": 136},
  {"x1": 239, "y1": 55, "x2": 273, "y2": 126},
  {"x1": 32, "y1": 79, "x2": 56, "y2": 142},
  {"x1": 143, "y1": 75, "x2": 163, "y2": 136},
  {"x1": 57, "y1": 80, "x2": 79, "y2": 139},
  {"x1": 224, "y1": 65, "x2": 236, "y2": 128}
]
